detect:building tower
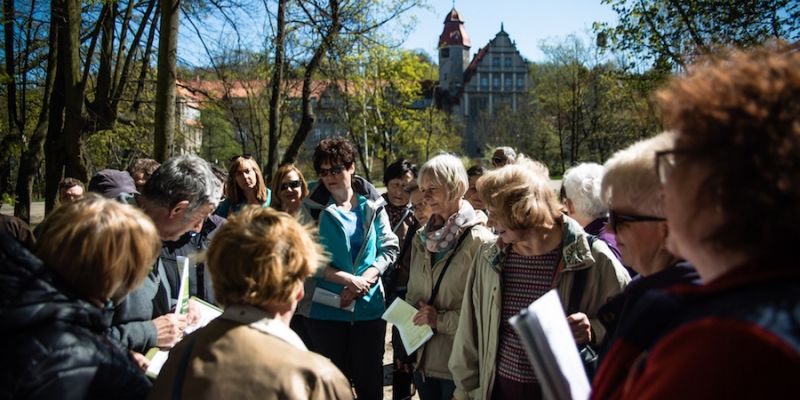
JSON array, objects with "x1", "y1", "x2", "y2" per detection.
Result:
[{"x1": 438, "y1": 8, "x2": 471, "y2": 101}]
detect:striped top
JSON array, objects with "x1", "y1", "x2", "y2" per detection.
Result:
[{"x1": 496, "y1": 248, "x2": 561, "y2": 383}]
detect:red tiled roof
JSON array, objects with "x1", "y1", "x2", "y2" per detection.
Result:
[{"x1": 438, "y1": 8, "x2": 471, "y2": 48}]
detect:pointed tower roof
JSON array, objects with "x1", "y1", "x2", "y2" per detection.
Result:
[{"x1": 439, "y1": 7, "x2": 471, "y2": 48}]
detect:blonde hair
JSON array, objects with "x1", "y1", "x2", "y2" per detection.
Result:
[
  {"x1": 602, "y1": 131, "x2": 675, "y2": 217},
  {"x1": 270, "y1": 163, "x2": 309, "y2": 212},
  {"x1": 418, "y1": 154, "x2": 468, "y2": 203},
  {"x1": 478, "y1": 155, "x2": 562, "y2": 230},
  {"x1": 207, "y1": 207, "x2": 327, "y2": 309},
  {"x1": 34, "y1": 194, "x2": 160, "y2": 301},
  {"x1": 226, "y1": 157, "x2": 268, "y2": 205}
]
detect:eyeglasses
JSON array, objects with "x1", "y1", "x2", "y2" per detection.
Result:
[
  {"x1": 317, "y1": 164, "x2": 346, "y2": 178},
  {"x1": 280, "y1": 180, "x2": 302, "y2": 191},
  {"x1": 608, "y1": 210, "x2": 666, "y2": 232}
]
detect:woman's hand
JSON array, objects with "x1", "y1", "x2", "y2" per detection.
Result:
[
  {"x1": 412, "y1": 301, "x2": 438, "y2": 329},
  {"x1": 340, "y1": 287, "x2": 357, "y2": 308},
  {"x1": 346, "y1": 275, "x2": 372, "y2": 296},
  {"x1": 130, "y1": 351, "x2": 150, "y2": 372},
  {"x1": 567, "y1": 312, "x2": 592, "y2": 345}
]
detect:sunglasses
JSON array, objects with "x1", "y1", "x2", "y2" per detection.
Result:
[
  {"x1": 280, "y1": 180, "x2": 302, "y2": 191},
  {"x1": 491, "y1": 156, "x2": 506, "y2": 166},
  {"x1": 317, "y1": 164, "x2": 346, "y2": 178},
  {"x1": 608, "y1": 210, "x2": 666, "y2": 232}
]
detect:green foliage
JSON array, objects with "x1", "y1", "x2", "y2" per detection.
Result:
[{"x1": 595, "y1": 0, "x2": 800, "y2": 69}]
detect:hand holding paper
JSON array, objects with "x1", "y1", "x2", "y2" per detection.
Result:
[{"x1": 382, "y1": 298, "x2": 435, "y2": 355}]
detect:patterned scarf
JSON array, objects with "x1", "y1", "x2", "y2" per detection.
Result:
[{"x1": 420, "y1": 200, "x2": 479, "y2": 253}]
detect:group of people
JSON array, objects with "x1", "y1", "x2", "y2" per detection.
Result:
[{"x1": 1, "y1": 43, "x2": 799, "y2": 399}]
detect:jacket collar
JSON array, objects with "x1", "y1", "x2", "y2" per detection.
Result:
[
  {"x1": 221, "y1": 305, "x2": 308, "y2": 351},
  {"x1": 484, "y1": 215, "x2": 595, "y2": 272}
]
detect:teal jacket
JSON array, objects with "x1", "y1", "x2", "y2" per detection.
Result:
[{"x1": 298, "y1": 176, "x2": 399, "y2": 321}]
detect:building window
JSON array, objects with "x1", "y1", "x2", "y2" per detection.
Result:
[
  {"x1": 505, "y1": 57, "x2": 512, "y2": 67},
  {"x1": 492, "y1": 77, "x2": 500, "y2": 90},
  {"x1": 517, "y1": 75, "x2": 525, "y2": 88},
  {"x1": 480, "y1": 76, "x2": 489, "y2": 89},
  {"x1": 492, "y1": 57, "x2": 500, "y2": 68},
  {"x1": 505, "y1": 76, "x2": 512, "y2": 90},
  {"x1": 440, "y1": 48, "x2": 450, "y2": 58}
]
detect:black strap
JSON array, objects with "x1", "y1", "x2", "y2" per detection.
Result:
[
  {"x1": 567, "y1": 235, "x2": 596, "y2": 315},
  {"x1": 428, "y1": 227, "x2": 473, "y2": 306}
]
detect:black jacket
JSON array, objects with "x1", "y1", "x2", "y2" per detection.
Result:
[{"x1": 0, "y1": 232, "x2": 151, "y2": 399}]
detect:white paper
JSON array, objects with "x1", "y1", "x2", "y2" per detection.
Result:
[
  {"x1": 174, "y1": 256, "x2": 191, "y2": 315},
  {"x1": 381, "y1": 298, "x2": 434, "y2": 355},
  {"x1": 312, "y1": 287, "x2": 356, "y2": 312},
  {"x1": 509, "y1": 290, "x2": 591, "y2": 400},
  {"x1": 145, "y1": 296, "x2": 222, "y2": 378}
]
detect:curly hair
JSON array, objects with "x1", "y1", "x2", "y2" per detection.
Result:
[
  {"x1": 313, "y1": 137, "x2": 355, "y2": 173},
  {"x1": 656, "y1": 43, "x2": 800, "y2": 257},
  {"x1": 206, "y1": 207, "x2": 326, "y2": 310}
]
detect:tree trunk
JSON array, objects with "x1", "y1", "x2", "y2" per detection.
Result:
[
  {"x1": 91, "y1": 1, "x2": 116, "y2": 130},
  {"x1": 132, "y1": 3, "x2": 160, "y2": 114},
  {"x1": 13, "y1": 0, "x2": 57, "y2": 223},
  {"x1": 44, "y1": 0, "x2": 66, "y2": 214},
  {"x1": 61, "y1": 0, "x2": 88, "y2": 181},
  {"x1": 154, "y1": 0, "x2": 179, "y2": 161},
  {"x1": 281, "y1": 0, "x2": 341, "y2": 165},
  {"x1": 266, "y1": 0, "x2": 287, "y2": 181}
]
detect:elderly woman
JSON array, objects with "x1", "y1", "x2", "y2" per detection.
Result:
[
  {"x1": 592, "y1": 45, "x2": 800, "y2": 398},
  {"x1": 271, "y1": 163, "x2": 309, "y2": 216},
  {"x1": 150, "y1": 207, "x2": 352, "y2": 399},
  {"x1": 562, "y1": 163, "x2": 622, "y2": 264},
  {"x1": 215, "y1": 155, "x2": 271, "y2": 217},
  {"x1": 298, "y1": 137, "x2": 398, "y2": 400},
  {"x1": 449, "y1": 157, "x2": 629, "y2": 400},
  {"x1": 592, "y1": 132, "x2": 701, "y2": 358},
  {"x1": 405, "y1": 154, "x2": 496, "y2": 400},
  {"x1": 1, "y1": 195, "x2": 160, "y2": 398}
]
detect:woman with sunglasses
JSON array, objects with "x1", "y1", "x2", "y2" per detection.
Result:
[
  {"x1": 592, "y1": 131, "x2": 701, "y2": 361},
  {"x1": 449, "y1": 156, "x2": 629, "y2": 400},
  {"x1": 593, "y1": 44, "x2": 800, "y2": 399},
  {"x1": 215, "y1": 155, "x2": 271, "y2": 217},
  {"x1": 271, "y1": 163, "x2": 309, "y2": 216},
  {"x1": 297, "y1": 137, "x2": 399, "y2": 400}
]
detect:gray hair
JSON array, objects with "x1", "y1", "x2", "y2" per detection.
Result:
[
  {"x1": 418, "y1": 153, "x2": 469, "y2": 203},
  {"x1": 602, "y1": 131, "x2": 675, "y2": 217},
  {"x1": 494, "y1": 146, "x2": 517, "y2": 162},
  {"x1": 141, "y1": 154, "x2": 222, "y2": 214},
  {"x1": 563, "y1": 163, "x2": 608, "y2": 219}
]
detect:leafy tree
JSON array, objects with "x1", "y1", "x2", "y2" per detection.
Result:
[{"x1": 596, "y1": 0, "x2": 800, "y2": 69}]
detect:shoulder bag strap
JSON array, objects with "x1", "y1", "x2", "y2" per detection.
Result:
[
  {"x1": 567, "y1": 235, "x2": 596, "y2": 315},
  {"x1": 427, "y1": 227, "x2": 474, "y2": 306}
]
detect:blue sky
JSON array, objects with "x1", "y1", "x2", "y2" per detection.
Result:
[
  {"x1": 177, "y1": 0, "x2": 618, "y2": 66},
  {"x1": 405, "y1": 0, "x2": 618, "y2": 62}
]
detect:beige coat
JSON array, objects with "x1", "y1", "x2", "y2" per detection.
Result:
[
  {"x1": 449, "y1": 216, "x2": 630, "y2": 399},
  {"x1": 406, "y1": 222, "x2": 496, "y2": 380},
  {"x1": 149, "y1": 306, "x2": 353, "y2": 400}
]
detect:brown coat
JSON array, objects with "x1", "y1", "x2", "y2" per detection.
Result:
[{"x1": 149, "y1": 306, "x2": 353, "y2": 400}]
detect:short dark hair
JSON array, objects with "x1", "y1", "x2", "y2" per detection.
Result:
[
  {"x1": 466, "y1": 165, "x2": 485, "y2": 178},
  {"x1": 58, "y1": 177, "x2": 84, "y2": 191},
  {"x1": 313, "y1": 137, "x2": 355, "y2": 172},
  {"x1": 128, "y1": 158, "x2": 161, "y2": 177},
  {"x1": 383, "y1": 158, "x2": 418, "y2": 185}
]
